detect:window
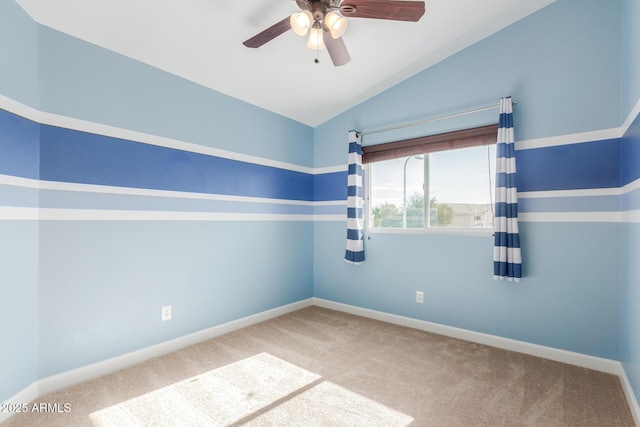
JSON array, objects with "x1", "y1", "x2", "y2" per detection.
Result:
[{"x1": 364, "y1": 124, "x2": 497, "y2": 231}]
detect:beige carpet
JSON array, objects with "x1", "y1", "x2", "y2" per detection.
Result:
[{"x1": 2, "y1": 306, "x2": 634, "y2": 426}]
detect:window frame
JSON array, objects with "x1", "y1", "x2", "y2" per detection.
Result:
[{"x1": 363, "y1": 124, "x2": 498, "y2": 236}]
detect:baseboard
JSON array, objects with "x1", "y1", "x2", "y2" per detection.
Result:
[
  {"x1": 0, "y1": 383, "x2": 38, "y2": 424},
  {"x1": 313, "y1": 298, "x2": 620, "y2": 375},
  {"x1": 1, "y1": 298, "x2": 314, "y2": 425},
  {"x1": 2, "y1": 297, "x2": 636, "y2": 426},
  {"x1": 620, "y1": 364, "x2": 640, "y2": 426}
]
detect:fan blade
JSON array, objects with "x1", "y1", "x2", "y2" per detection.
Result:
[
  {"x1": 243, "y1": 17, "x2": 291, "y2": 48},
  {"x1": 324, "y1": 34, "x2": 351, "y2": 66},
  {"x1": 340, "y1": 0, "x2": 425, "y2": 22}
]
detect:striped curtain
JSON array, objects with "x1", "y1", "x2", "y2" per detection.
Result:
[
  {"x1": 345, "y1": 130, "x2": 365, "y2": 264},
  {"x1": 493, "y1": 97, "x2": 522, "y2": 281}
]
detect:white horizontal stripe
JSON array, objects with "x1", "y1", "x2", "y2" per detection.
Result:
[
  {"x1": 0, "y1": 174, "x2": 345, "y2": 207},
  {"x1": 0, "y1": 207, "x2": 314, "y2": 221},
  {"x1": 2, "y1": 207, "x2": 633, "y2": 223},
  {"x1": 622, "y1": 177, "x2": 640, "y2": 194},
  {"x1": 0, "y1": 95, "x2": 324, "y2": 175},
  {"x1": 0, "y1": 206, "x2": 345, "y2": 222},
  {"x1": 517, "y1": 178, "x2": 640, "y2": 199},
  {"x1": 315, "y1": 165, "x2": 347, "y2": 174},
  {"x1": 313, "y1": 214, "x2": 345, "y2": 221},
  {"x1": 621, "y1": 210, "x2": 640, "y2": 223},
  {"x1": 517, "y1": 127, "x2": 622, "y2": 151},
  {"x1": 519, "y1": 211, "x2": 622, "y2": 222},
  {"x1": 518, "y1": 187, "x2": 622, "y2": 198},
  {"x1": 621, "y1": 96, "x2": 640, "y2": 135},
  {"x1": 3, "y1": 95, "x2": 638, "y2": 177},
  {"x1": 0, "y1": 207, "x2": 39, "y2": 220}
]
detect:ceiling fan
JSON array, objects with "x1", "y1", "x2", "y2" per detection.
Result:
[{"x1": 243, "y1": 0, "x2": 426, "y2": 66}]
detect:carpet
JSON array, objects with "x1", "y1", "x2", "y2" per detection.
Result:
[{"x1": 2, "y1": 306, "x2": 634, "y2": 426}]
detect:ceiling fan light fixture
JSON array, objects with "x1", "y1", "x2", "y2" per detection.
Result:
[
  {"x1": 290, "y1": 10, "x2": 313, "y2": 36},
  {"x1": 324, "y1": 11, "x2": 348, "y2": 39},
  {"x1": 306, "y1": 21, "x2": 325, "y2": 50}
]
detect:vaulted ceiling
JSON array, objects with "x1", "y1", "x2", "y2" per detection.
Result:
[{"x1": 15, "y1": 0, "x2": 555, "y2": 126}]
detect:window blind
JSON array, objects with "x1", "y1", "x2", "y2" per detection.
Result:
[{"x1": 361, "y1": 123, "x2": 498, "y2": 164}]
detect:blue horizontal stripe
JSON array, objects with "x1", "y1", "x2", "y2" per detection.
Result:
[
  {"x1": 346, "y1": 228, "x2": 363, "y2": 240},
  {"x1": 493, "y1": 261, "x2": 522, "y2": 279},
  {"x1": 314, "y1": 171, "x2": 347, "y2": 202},
  {"x1": 620, "y1": 113, "x2": 640, "y2": 186},
  {"x1": 347, "y1": 207, "x2": 363, "y2": 219},
  {"x1": 39, "y1": 124, "x2": 314, "y2": 201},
  {"x1": 0, "y1": 109, "x2": 40, "y2": 180},
  {"x1": 494, "y1": 232, "x2": 521, "y2": 249},
  {"x1": 516, "y1": 138, "x2": 620, "y2": 192},
  {"x1": 345, "y1": 250, "x2": 365, "y2": 263},
  {"x1": 494, "y1": 202, "x2": 519, "y2": 218}
]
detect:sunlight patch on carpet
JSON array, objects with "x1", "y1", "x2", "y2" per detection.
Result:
[
  {"x1": 245, "y1": 381, "x2": 414, "y2": 426},
  {"x1": 89, "y1": 352, "x2": 321, "y2": 426}
]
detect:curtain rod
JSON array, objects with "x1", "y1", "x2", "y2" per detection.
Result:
[{"x1": 358, "y1": 101, "x2": 518, "y2": 137}]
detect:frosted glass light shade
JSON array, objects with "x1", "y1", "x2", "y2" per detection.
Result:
[
  {"x1": 290, "y1": 11, "x2": 313, "y2": 36},
  {"x1": 324, "y1": 11, "x2": 347, "y2": 39},
  {"x1": 306, "y1": 25, "x2": 325, "y2": 49}
]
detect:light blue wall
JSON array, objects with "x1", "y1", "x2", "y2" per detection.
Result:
[
  {"x1": 0, "y1": 1, "x2": 40, "y2": 403},
  {"x1": 38, "y1": 27, "x2": 313, "y2": 168},
  {"x1": 0, "y1": 223, "x2": 39, "y2": 404},
  {"x1": 313, "y1": 0, "x2": 623, "y2": 360},
  {"x1": 621, "y1": 0, "x2": 640, "y2": 118},
  {"x1": 0, "y1": 0, "x2": 315, "y2": 402},
  {"x1": 33, "y1": 28, "x2": 315, "y2": 378},
  {"x1": 314, "y1": 0, "x2": 621, "y2": 169},
  {"x1": 619, "y1": 0, "x2": 640, "y2": 404},
  {"x1": 1, "y1": 0, "x2": 637, "y2": 411},
  {"x1": 38, "y1": 221, "x2": 312, "y2": 377},
  {"x1": 0, "y1": 0, "x2": 39, "y2": 108},
  {"x1": 621, "y1": 218, "x2": 640, "y2": 409}
]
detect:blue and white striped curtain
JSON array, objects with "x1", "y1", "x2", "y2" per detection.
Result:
[
  {"x1": 493, "y1": 97, "x2": 522, "y2": 281},
  {"x1": 345, "y1": 130, "x2": 365, "y2": 264}
]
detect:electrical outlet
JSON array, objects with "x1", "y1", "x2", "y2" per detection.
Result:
[
  {"x1": 416, "y1": 291, "x2": 424, "y2": 304},
  {"x1": 161, "y1": 305, "x2": 172, "y2": 321}
]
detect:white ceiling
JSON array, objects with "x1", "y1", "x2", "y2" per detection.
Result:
[{"x1": 16, "y1": 0, "x2": 554, "y2": 127}]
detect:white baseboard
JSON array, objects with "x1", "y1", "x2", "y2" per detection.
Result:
[
  {"x1": 620, "y1": 364, "x2": 640, "y2": 426},
  {"x1": 313, "y1": 298, "x2": 620, "y2": 375},
  {"x1": 0, "y1": 298, "x2": 314, "y2": 425},
  {"x1": 0, "y1": 383, "x2": 39, "y2": 424},
  {"x1": 2, "y1": 297, "x2": 638, "y2": 426},
  {"x1": 313, "y1": 298, "x2": 640, "y2": 426}
]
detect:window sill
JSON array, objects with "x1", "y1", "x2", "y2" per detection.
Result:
[{"x1": 366, "y1": 227, "x2": 494, "y2": 237}]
